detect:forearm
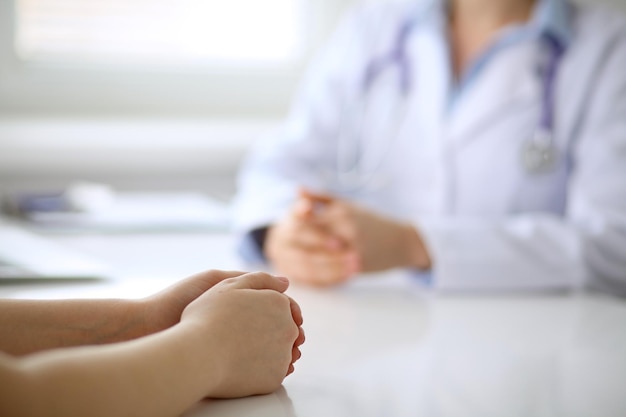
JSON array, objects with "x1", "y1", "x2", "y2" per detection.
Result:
[
  {"x1": 0, "y1": 298, "x2": 153, "y2": 356},
  {"x1": 0, "y1": 321, "x2": 214, "y2": 417}
]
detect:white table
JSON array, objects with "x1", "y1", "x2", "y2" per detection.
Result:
[{"x1": 2, "y1": 231, "x2": 625, "y2": 417}]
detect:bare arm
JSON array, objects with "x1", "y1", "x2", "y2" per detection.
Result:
[
  {"x1": 0, "y1": 272, "x2": 303, "y2": 417},
  {"x1": 0, "y1": 320, "x2": 217, "y2": 417},
  {"x1": 0, "y1": 270, "x2": 243, "y2": 356},
  {"x1": 0, "y1": 298, "x2": 149, "y2": 355}
]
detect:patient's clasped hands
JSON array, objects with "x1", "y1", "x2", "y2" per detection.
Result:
[
  {"x1": 0, "y1": 270, "x2": 305, "y2": 417},
  {"x1": 178, "y1": 271, "x2": 304, "y2": 397}
]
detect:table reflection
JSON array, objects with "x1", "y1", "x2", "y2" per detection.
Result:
[{"x1": 187, "y1": 273, "x2": 626, "y2": 417}]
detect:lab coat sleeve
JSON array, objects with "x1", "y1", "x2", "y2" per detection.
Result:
[
  {"x1": 417, "y1": 215, "x2": 586, "y2": 291},
  {"x1": 567, "y1": 25, "x2": 626, "y2": 296},
  {"x1": 232, "y1": 3, "x2": 404, "y2": 262},
  {"x1": 418, "y1": 27, "x2": 626, "y2": 295}
]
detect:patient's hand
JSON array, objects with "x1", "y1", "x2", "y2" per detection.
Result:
[
  {"x1": 142, "y1": 270, "x2": 250, "y2": 334},
  {"x1": 180, "y1": 272, "x2": 303, "y2": 398}
]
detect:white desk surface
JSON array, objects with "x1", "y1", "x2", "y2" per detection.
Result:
[{"x1": 1, "y1": 231, "x2": 625, "y2": 417}]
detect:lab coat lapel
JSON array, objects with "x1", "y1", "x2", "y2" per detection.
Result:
[{"x1": 446, "y1": 44, "x2": 540, "y2": 148}]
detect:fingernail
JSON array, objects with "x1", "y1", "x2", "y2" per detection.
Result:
[{"x1": 277, "y1": 276, "x2": 289, "y2": 283}]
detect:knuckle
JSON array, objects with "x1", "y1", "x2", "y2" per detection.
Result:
[
  {"x1": 249, "y1": 270, "x2": 271, "y2": 279},
  {"x1": 265, "y1": 289, "x2": 289, "y2": 304},
  {"x1": 282, "y1": 319, "x2": 300, "y2": 342},
  {"x1": 221, "y1": 277, "x2": 239, "y2": 286}
]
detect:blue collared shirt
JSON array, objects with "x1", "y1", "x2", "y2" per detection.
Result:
[{"x1": 443, "y1": 0, "x2": 573, "y2": 107}]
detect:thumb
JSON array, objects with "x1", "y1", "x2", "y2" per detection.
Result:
[
  {"x1": 226, "y1": 272, "x2": 290, "y2": 293},
  {"x1": 186, "y1": 269, "x2": 248, "y2": 289},
  {"x1": 150, "y1": 269, "x2": 247, "y2": 303}
]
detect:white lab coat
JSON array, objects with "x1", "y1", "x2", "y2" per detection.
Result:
[{"x1": 233, "y1": 0, "x2": 626, "y2": 294}]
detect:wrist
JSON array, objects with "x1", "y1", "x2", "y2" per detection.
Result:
[
  {"x1": 401, "y1": 224, "x2": 432, "y2": 270},
  {"x1": 114, "y1": 299, "x2": 159, "y2": 341},
  {"x1": 136, "y1": 298, "x2": 178, "y2": 338},
  {"x1": 174, "y1": 317, "x2": 224, "y2": 396}
]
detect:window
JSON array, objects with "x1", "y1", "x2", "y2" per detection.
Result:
[
  {"x1": 0, "y1": 0, "x2": 353, "y2": 187},
  {"x1": 16, "y1": 0, "x2": 302, "y2": 67},
  {"x1": 0, "y1": 0, "x2": 353, "y2": 118}
]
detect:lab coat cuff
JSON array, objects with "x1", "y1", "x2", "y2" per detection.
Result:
[
  {"x1": 415, "y1": 217, "x2": 509, "y2": 290},
  {"x1": 413, "y1": 217, "x2": 456, "y2": 290},
  {"x1": 237, "y1": 232, "x2": 268, "y2": 266},
  {"x1": 414, "y1": 215, "x2": 587, "y2": 291},
  {"x1": 406, "y1": 269, "x2": 435, "y2": 288}
]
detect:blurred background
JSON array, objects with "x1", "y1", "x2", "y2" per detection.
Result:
[{"x1": 1, "y1": 0, "x2": 625, "y2": 206}]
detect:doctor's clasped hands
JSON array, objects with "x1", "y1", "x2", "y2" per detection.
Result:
[{"x1": 265, "y1": 189, "x2": 432, "y2": 286}]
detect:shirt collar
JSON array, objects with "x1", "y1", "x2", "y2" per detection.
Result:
[{"x1": 531, "y1": 0, "x2": 574, "y2": 47}]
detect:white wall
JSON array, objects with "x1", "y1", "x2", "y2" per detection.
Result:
[{"x1": 0, "y1": 119, "x2": 281, "y2": 197}]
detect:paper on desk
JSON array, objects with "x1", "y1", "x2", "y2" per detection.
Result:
[{"x1": 23, "y1": 192, "x2": 231, "y2": 233}]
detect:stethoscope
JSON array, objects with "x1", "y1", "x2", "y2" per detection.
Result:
[{"x1": 335, "y1": 16, "x2": 566, "y2": 193}]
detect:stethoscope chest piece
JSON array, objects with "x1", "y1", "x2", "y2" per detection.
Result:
[{"x1": 521, "y1": 129, "x2": 557, "y2": 174}]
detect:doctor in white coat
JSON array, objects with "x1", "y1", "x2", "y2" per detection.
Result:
[{"x1": 233, "y1": 0, "x2": 626, "y2": 293}]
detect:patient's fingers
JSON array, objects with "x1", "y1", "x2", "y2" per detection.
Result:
[
  {"x1": 287, "y1": 296, "x2": 303, "y2": 326},
  {"x1": 294, "y1": 327, "x2": 305, "y2": 347},
  {"x1": 292, "y1": 345, "x2": 302, "y2": 362},
  {"x1": 220, "y1": 272, "x2": 290, "y2": 293}
]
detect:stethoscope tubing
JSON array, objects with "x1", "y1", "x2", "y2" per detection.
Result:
[{"x1": 336, "y1": 13, "x2": 567, "y2": 191}]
